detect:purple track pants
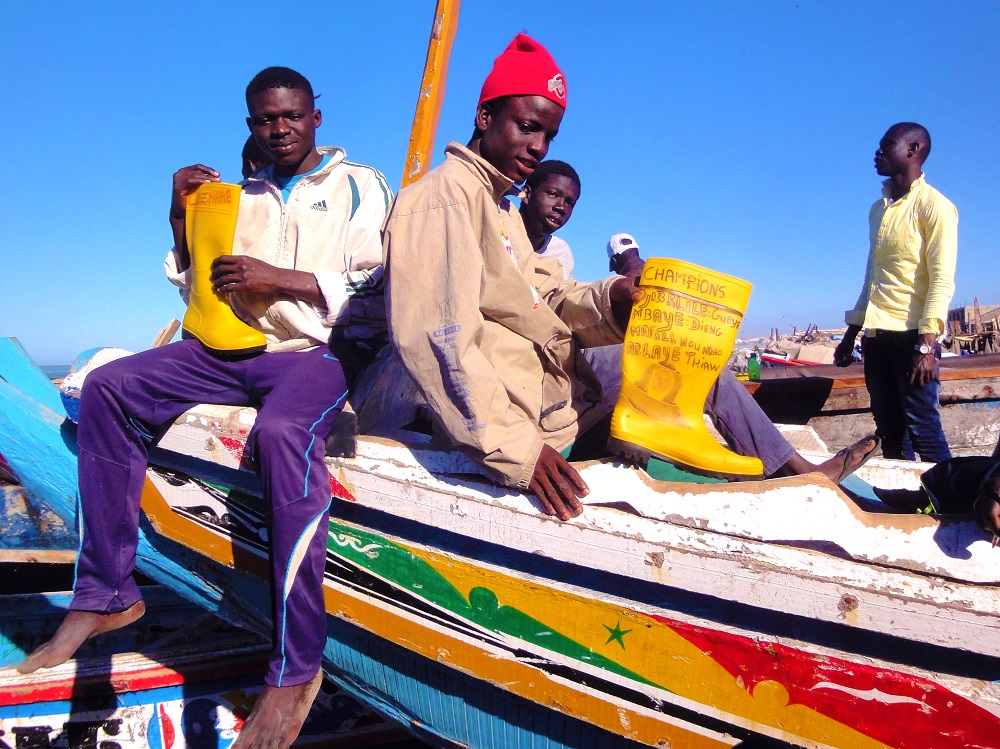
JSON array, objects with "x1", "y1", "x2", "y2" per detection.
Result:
[{"x1": 73, "y1": 338, "x2": 347, "y2": 687}]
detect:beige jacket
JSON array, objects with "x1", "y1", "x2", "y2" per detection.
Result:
[{"x1": 384, "y1": 143, "x2": 624, "y2": 488}]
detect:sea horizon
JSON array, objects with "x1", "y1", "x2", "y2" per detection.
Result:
[{"x1": 41, "y1": 364, "x2": 70, "y2": 380}]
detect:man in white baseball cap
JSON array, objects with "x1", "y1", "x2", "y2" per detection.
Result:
[{"x1": 606, "y1": 232, "x2": 645, "y2": 276}]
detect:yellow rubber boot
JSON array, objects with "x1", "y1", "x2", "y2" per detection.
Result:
[
  {"x1": 182, "y1": 183, "x2": 266, "y2": 356},
  {"x1": 608, "y1": 257, "x2": 764, "y2": 478}
]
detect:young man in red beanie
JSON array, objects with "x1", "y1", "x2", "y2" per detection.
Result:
[
  {"x1": 384, "y1": 34, "x2": 639, "y2": 521},
  {"x1": 383, "y1": 34, "x2": 877, "y2": 520}
]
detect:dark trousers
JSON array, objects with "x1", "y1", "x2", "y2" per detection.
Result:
[
  {"x1": 862, "y1": 330, "x2": 951, "y2": 463},
  {"x1": 922, "y1": 457, "x2": 1000, "y2": 513},
  {"x1": 705, "y1": 369, "x2": 797, "y2": 475},
  {"x1": 73, "y1": 339, "x2": 348, "y2": 688}
]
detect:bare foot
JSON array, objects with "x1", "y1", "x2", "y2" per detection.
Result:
[
  {"x1": 17, "y1": 600, "x2": 146, "y2": 674},
  {"x1": 816, "y1": 435, "x2": 880, "y2": 484},
  {"x1": 232, "y1": 670, "x2": 323, "y2": 749},
  {"x1": 773, "y1": 435, "x2": 880, "y2": 484}
]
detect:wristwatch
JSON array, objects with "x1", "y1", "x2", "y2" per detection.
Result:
[{"x1": 914, "y1": 343, "x2": 935, "y2": 355}]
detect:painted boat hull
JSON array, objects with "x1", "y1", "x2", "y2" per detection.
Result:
[
  {"x1": 137, "y1": 422, "x2": 1000, "y2": 749},
  {"x1": 2, "y1": 340, "x2": 1000, "y2": 747},
  {"x1": 746, "y1": 353, "x2": 1000, "y2": 455}
]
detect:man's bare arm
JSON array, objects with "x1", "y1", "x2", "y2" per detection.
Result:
[
  {"x1": 210, "y1": 256, "x2": 324, "y2": 307},
  {"x1": 834, "y1": 325, "x2": 863, "y2": 367},
  {"x1": 528, "y1": 444, "x2": 587, "y2": 521}
]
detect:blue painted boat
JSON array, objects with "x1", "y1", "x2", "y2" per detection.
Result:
[{"x1": 0, "y1": 338, "x2": 65, "y2": 417}]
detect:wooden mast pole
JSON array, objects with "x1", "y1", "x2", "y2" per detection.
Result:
[{"x1": 400, "y1": 0, "x2": 460, "y2": 189}]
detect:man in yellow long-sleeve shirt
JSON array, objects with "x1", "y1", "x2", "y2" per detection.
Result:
[{"x1": 834, "y1": 122, "x2": 957, "y2": 462}]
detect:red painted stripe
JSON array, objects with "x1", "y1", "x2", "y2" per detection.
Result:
[
  {"x1": 330, "y1": 475, "x2": 355, "y2": 501},
  {"x1": 218, "y1": 435, "x2": 246, "y2": 463},
  {"x1": 0, "y1": 653, "x2": 268, "y2": 707},
  {"x1": 656, "y1": 614, "x2": 1000, "y2": 748},
  {"x1": 0, "y1": 452, "x2": 17, "y2": 482}
]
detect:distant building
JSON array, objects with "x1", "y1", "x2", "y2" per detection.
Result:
[{"x1": 948, "y1": 300, "x2": 1000, "y2": 334}]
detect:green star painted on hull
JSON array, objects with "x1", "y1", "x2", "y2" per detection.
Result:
[
  {"x1": 603, "y1": 621, "x2": 633, "y2": 649},
  {"x1": 325, "y1": 520, "x2": 664, "y2": 689}
]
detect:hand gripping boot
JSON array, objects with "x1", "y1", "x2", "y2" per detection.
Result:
[
  {"x1": 608, "y1": 257, "x2": 764, "y2": 478},
  {"x1": 182, "y1": 183, "x2": 266, "y2": 355}
]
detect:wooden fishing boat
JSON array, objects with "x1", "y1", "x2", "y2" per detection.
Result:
[
  {"x1": 4, "y1": 4, "x2": 998, "y2": 742},
  {"x1": 746, "y1": 353, "x2": 1000, "y2": 457},
  {"x1": 3, "y1": 340, "x2": 999, "y2": 749},
  {"x1": 0, "y1": 586, "x2": 410, "y2": 749},
  {"x1": 13, "y1": 4, "x2": 999, "y2": 747}
]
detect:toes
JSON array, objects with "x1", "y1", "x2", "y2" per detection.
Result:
[{"x1": 16, "y1": 649, "x2": 47, "y2": 674}]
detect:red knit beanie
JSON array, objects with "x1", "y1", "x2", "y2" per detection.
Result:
[{"x1": 478, "y1": 33, "x2": 567, "y2": 109}]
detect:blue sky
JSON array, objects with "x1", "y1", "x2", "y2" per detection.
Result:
[{"x1": 3, "y1": 1, "x2": 998, "y2": 364}]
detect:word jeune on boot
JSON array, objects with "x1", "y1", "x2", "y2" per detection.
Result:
[{"x1": 182, "y1": 182, "x2": 267, "y2": 356}]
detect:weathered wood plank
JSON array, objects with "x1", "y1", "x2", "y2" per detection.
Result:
[
  {"x1": 745, "y1": 352, "x2": 1000, "y2": 387},
  {"x1": 0, "y1": 549, "x2": 76, "y2": 564},
  {"x1": 151, "y1": 318, "x2": 180, "y2": 348},
  {"x1": 745, "y1": 353, "x2": 1000, "y2": 454},
  {"x1": 0, "y1": 484, "x2": 76, "y2": 551},
  {"x1": 766, "y1": 398, "x2": 999, "y2": 455},
  {"x1": 751, "y1": 376, "x2": 1000, "y2": 416}
]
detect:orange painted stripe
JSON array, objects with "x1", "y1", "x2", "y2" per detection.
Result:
[{"x1": 322, "y1": 586, "x2": 735, "y2": 748}]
